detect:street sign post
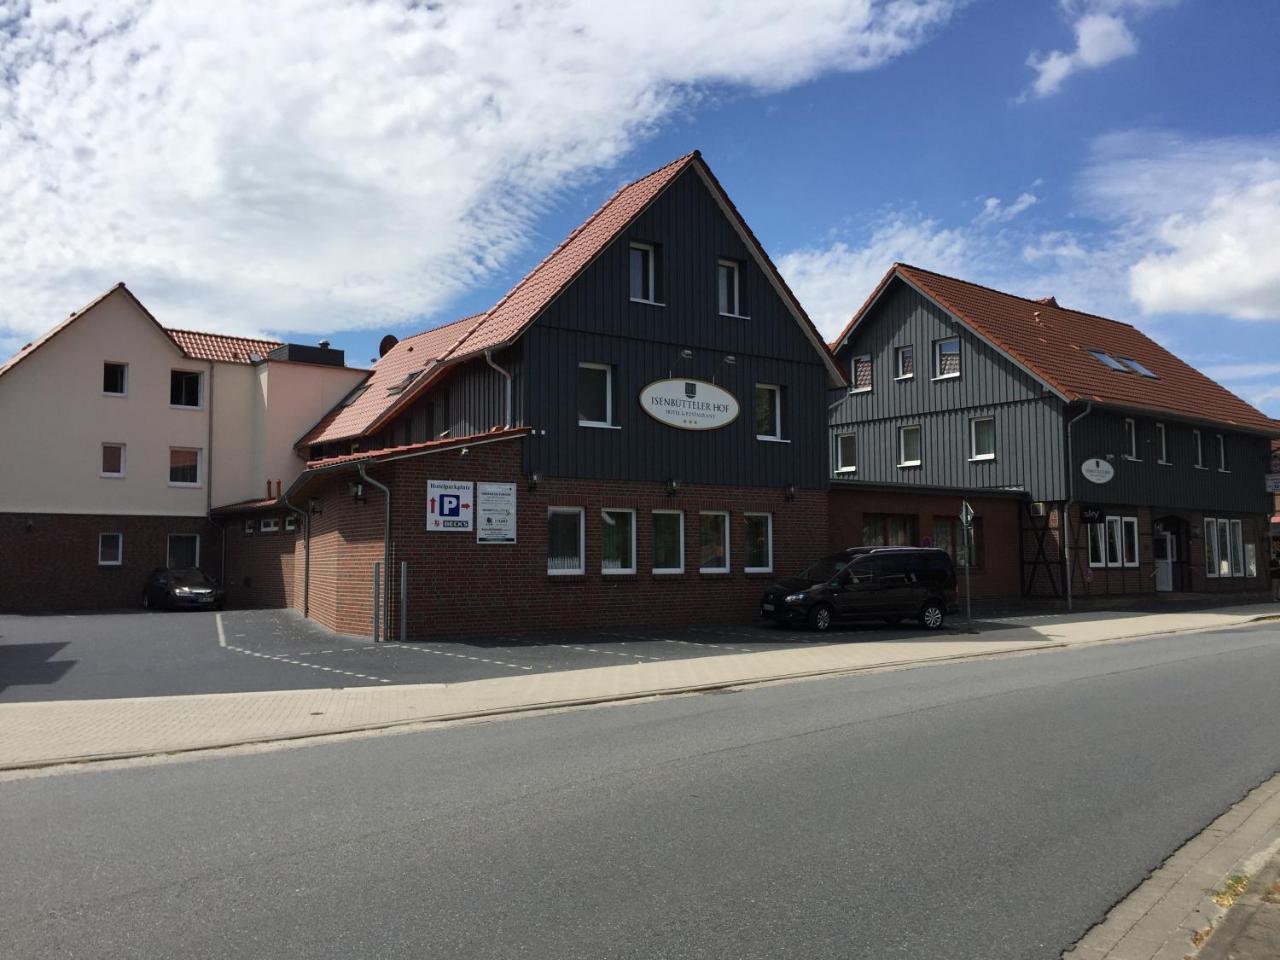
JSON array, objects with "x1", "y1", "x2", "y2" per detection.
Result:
[{"x1": 960, "y1": 500, "x2": 974, "y2": 629}]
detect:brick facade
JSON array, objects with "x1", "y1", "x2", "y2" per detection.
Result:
[
  {"x1": 0, "y1": 512, "x2": 218, "y2": 612},
  {"x1": 221, "y1": 514, "x2": 302, "y2": 609}
]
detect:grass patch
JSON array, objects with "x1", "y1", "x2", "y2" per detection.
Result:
[{"x1": 1211, "y1": 874, "x2": 1250, "y2": 909}]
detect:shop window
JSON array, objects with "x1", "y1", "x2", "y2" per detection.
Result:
[
  {"x1": 1231, "y1": 519, "x2": 1244, "y2": 576},
  {"x1": 835, "y1": 433, "x2": 856, "y2": 473},
  {"x1": 895, "y1": 345, "x2": 914, "y2": 380},
  {"x1": 260, "y1": 518, "x2": 280, "y2": 533},
  {"x1": 1217, "y1": 518, "x2": 1232, "y2": 577},
  {"x1": 651, "y1": 510, "x2": 684, "y2": 574},
  {"x1": 548, "y1": 507, "x2": 585, "y2": 575},
  {"x1": 851, "y1": 355, "x2": 872, "y2": 393},
  {"x1": 933, "y1": 337, "x2": 960, "y2": 379},
  {"x1": 601, "y1": 509, "x2": 636, "y2": 575},
  {"x1": 167, "y1": 534, "x2": 199, "y2": 569},
  {"x1": 629, "y1": 242, "x2": 659, "y2": 304},
  {"x1": 98, "y1": 532, "x2": 122, "y2": 566},
  {"x1": 1088, "y1": 523, "x2": 1106, "y2": 568},
  {"x1": 101, "y1": 443, "x2": 126, "y2": 478},
  {"x1": 698, "y1": 511, "x2": 729, "y2": 573},
  {"x1": 754, "y1": 384, "x2": 782, "y2": 440},
  {"x1": 103, "y1": 362, "x2": 128, "y2": 396},
  {"x1": 969, "y1": 417, "x2": 995, "y2": 461},
  {"x1": 744, "y1": 513, "x2": 772, "y2": 573},
  {"x1": 933, "y1": 517, "x2": 983, "y2": 570},
  {"x1": 577, "y1": 363, "x2": 614, "y2": 428},
  {"x1": 718, "y1": 259, "x2": 743, "y2": 316},
  {"x1": 1122, "y1": 517, "x2": 1139, "y2": 567},
  {"x1": 863, "y1": 513, "x2": 916, "y2": 547},
  {"x1": 170, "y1": 370, "x2": 202, "y2": 408},
  {"x1": 1105, "y1": 517, "x2": 1123, "y2": 567},
  {"x1": 898, "y1": 424, "x2": 922, "y2": 467},
  {"x1": 1123, "y1": 418, "x2": 1139, "y2": 460},
  {"x1": 168, "y1": 448, "x2": 201, "y2": 486}
]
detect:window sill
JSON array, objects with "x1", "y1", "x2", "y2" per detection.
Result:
[
  {"x1": 652, "y1": 569, "x2": 684, "y2": 576},
  {"x1": 102, "y1": 392, "x2": 127, "y2": 399},
  {"x1": 100, "y1": 473, "x2": 126, "y2": 479},
  {"x1": 548, "y1": 569, "x2": 586, "y2": 577},
  {"x1": 1158, "y1": 460, "x2": 1171, "y2": 466},
  {"x1": 898, "y1": 461, "x2": 922, "y2": 469},
  {"x1": 719, "y1": 312, "x2": 750, "y2": 320},
  {"x1": 98, "y1": 561, "x2": 122, "y2": 568},
  {"x1": 756, "y1": 435, "x2": 790, "y2": 444},
  {"x1": 894, "y1": 374, "x2": 914, "y2": 382},
  {"x1": 834, "y1": 467, "x2": 857, "y2": 474},
  {"x1": 849, "y1": 387, "x2": 872, "y2": 395},
  {"x1": 602, "y1": 569, "x2": 636, "y2": 576},
  {"x1": 699, "y1": 568, "x2": 730, "y2": 575},
  {"x1": 629, "y1": 298, "x2": 665, "y2": 307},
  {"x1": 1218, "y1": 469, "x2": 1231, "y2": 474},
  {"x1": 930, "y1": 374, "x2": 960, "y2": 382},
  {"x1": 168, "y1": 482, "x2": 202, "y2": 488},
  {"x1": 579, "y1": 421, "x2": 621, "y2": 430},
  {"x1": 1194, "y1": 465, "x2": 1209, "y2": 471},
  {"x1": 1122, "y1": 456, "x2": 1140, "y2": 462},
  {"x1": 169, "y1": 405, "x2": 204, "y2": 411},
  {"x1": 968, "y1": 455, "x2": 995, "y2": 463},
  {"x1": 745, "y1": 567, "x2": 773, "y2": 575}
]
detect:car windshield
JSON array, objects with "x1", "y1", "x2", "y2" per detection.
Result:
[
  {"x1": 169, "y1": 569, "x2": 212, "y2": 586},
  {"x1": 796, "y1": 554, "x2": 854, "y2": 583}
]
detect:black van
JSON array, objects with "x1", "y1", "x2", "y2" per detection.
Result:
[{"x1": 760, "y1": 547, "x2": 958, "y2": 632}]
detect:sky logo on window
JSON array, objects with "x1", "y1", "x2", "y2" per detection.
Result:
[{"x1": 427, "y1": 479, "x2": 474, "y2": 531}]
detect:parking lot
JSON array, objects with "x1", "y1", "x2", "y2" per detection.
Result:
[{"x1": 0, "y1": 608, "x2": 971, "y2": 703}]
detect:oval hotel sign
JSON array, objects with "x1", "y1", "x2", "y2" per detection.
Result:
[
  {"x1": 639, "y1": 378, "x2": 739, "y2": 431},
  {"x1": 1081, "y1": 457, "x2": 1115, "y2": 484}
]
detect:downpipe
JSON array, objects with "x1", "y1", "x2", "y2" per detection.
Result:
[
  {"x1": 284, "y1": 499, "x2": 311, "y2": 618},
  {"x1": 358, "y1": 462, "x2": 392, "y2": 642},
  {"x1": 1064, "y1": 401, "x2": 1094, "y2": 613},
  {"x1": 484, "y1": 349, "x2": 514, "y2": 429}
]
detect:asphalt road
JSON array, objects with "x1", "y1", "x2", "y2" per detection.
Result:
[{"x1": 4, "y1": 623, "x2": 1280, "y2": 959}]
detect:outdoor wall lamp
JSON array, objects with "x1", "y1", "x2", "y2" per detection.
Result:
[
  {"x1": 308, "y1": 498, "x2": 322, "y2": 516},
  {"x1": 666, "y1": 478, "x2": 680, "y2": 496},
  {"x1": 527, "y1": 471, "x2": 543, "y2": 492},
  {"x1": 723, "y1": 354, "x2": 736, "y2": 365},
  {"x1": 785, "y1": 484, "x2": 797, "y2": 502},
  {"x1": 350, "y1": 481, "x2": 366, "y2": 504},
  {"x1": 679, "y1": 348, "x2": 693, "y2": 360}
]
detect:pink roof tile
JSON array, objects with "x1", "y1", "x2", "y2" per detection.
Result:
[
  {"x1": 304, "y1": 427, "x2": 531, "y2": 469},
  {"x1": 166, "y1": 328, "x2": 283, "y2": 364}
]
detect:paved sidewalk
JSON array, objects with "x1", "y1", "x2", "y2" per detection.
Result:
[
  {"x1": 1198, "y1": 846, "x2": 1280, "y2": 960},
  {"x1": 1, "y1": 604, "x2": 1276, "y2": 770}
]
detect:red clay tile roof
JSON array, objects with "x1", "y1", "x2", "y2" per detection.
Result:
[
  {"x1": 835, "y1": 263, "x2": 1279, "y2": 434},
  {"x1": 298, "y1": 314, "x2": 483, "y2": 446},
  {"x1": 166, "y1": 328, "x2": 283, "y2": 364},
  {"x1": 209, "y1": 496, "x2": 282, "y2": 515},
  {"x1": 303, "y1": 427, "x2": 531, "y2": 469}
]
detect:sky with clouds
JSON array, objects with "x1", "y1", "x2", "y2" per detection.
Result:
[{"x1": 1, "y1": 0, "x2": 1278, "y2": 414}]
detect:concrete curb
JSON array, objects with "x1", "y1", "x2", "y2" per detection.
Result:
[{"x1": 1197, "y1": 849, "x2": 1280, "y2": 960}]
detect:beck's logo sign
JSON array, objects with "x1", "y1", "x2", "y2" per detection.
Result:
[{"x1": 639, "y1": 378, "x2": 740, "y2": 431}]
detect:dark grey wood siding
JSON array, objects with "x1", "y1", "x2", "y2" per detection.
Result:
[
  {"x1": 830, "y1": 281, "x2": 1068, "y2": 499},
  {"x1": 382, "y1": 346, "x2": 523, "y2": 447},
  {"x1": 1072, "y1": 411, "x2": 1272, "y2": 513},
  {"x1": 520, "y1": 167, "x2": 831, "y2": 489}
]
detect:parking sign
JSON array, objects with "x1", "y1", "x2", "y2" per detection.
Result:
[{"x1": 427, "y1": 479, "x2": 474, "y2": 531}]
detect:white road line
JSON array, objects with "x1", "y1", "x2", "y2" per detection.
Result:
[
  {"x1": 555, "y1": 643, "x2": 664, "y2": 661},
  {"x1": 661, "y1": 637, "x2": 755, "y2": 654},
  {"x1": 389, "y1": 643, "x2": 533, "y2": 672},
  {"x1": 221, "y1": 642, "x2": 393, "y2": 684},
  {"x1": 215, "y1": 613, "x2": 227, "y2": 648}
]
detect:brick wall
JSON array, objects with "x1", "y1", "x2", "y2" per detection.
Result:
[
  {"x1": 827, "y1": 488, "x2": 1023, "y2": 601},
  {"x1": 0, "y1": 512, "x2": 218, "y2": 612},
  {"x1": 221, "y1": 514, "x2": 301, "y2": 609}
]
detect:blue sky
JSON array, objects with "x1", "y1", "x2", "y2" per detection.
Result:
[{"x1": 2, "y1": 1, "x2": 1278, "y2": 412}]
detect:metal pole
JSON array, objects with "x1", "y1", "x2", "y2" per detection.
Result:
[
  {"x1": 965, "y1": 524, "x2": 973, "y2": 628},
  {"x1": 1064, "y1": 401, "x2": 1094, "y2": 612},
  {"x1": 399, "y1": 560, "x2": 407, "y2": 643},
  {"x1": 372, "y1": 561, "x2": 381, "y2": 643}
]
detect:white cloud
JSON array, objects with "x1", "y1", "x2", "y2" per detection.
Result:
[
  {"x1": 975, "y1": 190, "x2": 1038, "y2": 225},
  {"x1": 0, "y1": 0, "x2": 959, "y2": 344},
  {"x1": 1023, "y1": 1, "x2": 1176, "y2": 100}
]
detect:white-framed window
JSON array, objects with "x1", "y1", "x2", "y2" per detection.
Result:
[
  {"x1": 1204, "y1": 517, "x2": 1218, "y2": 577},
  {"x1": 1202, "y1": 517, "x2": 1246, "y2": 579},
  {"x1": 167, "y1": 533, "x2": 199, "y2": 569},
  {"x1": 898, "y1": 424, "x2": 922, "y2": 467},
  {"x1": 170, "y1": 369, "x2": 203, "y2": 408},
  {"x1": 1231, "y1": 519, "x2": 1244, "y2": 577},
  {"x1": 754, "y1": 384, "x2": 782, "y2": 441},
  {"x1": 894, "y1": 345, "x2": 914, "y2": 380},
  {"x1": 933, "y1": 337, "x2": 961, "y2": 379},
  {"x1": 1105, "y1": 517, "x2": 1123, "y2": 567},
  {"x1": 1217, "y1": 433, "x2": 1229, "y2": 472},
  {"x1": 1088, "y1": 523, "x2": 1106, "y2": 568},
  {"x1": 851, "y1": 354, "x2": 872, "y2": 393},
  {"x1": 168, "y1": 447, "x2": 201, "y2": 487},
  {"x1": 1123, "y1": 418, "x2": 1139, "y2": 460},
  {"x1": 1156, "y1": 423, "x2": 1169, "y2": 464},
  {"x1": 601, "y1": 508, "x2": 636, "y2": 575},
  {"x1": 243, "y1": 518, "x2": 255, "y2": 535},
  {"x1": 577, "y1": 362, "x2": 615, "y2": 428},
  {"x1": 651, "y1": 510, "x2": 684, "y2": 575},
  {"x1": 969, "y1": 417, "x2": 995, "y2": 461},
  {"x1": 1193, "y1": 429, "x2": 1205, "y2": 469},
  {"x1": 629, "y1": 242, "x2": 658, "y2": 304},
  {"x1": 548, "y1": 507, "x2": 585, "y2": 575},
  {"x1": 102, "y1": 362, "x2": 128, "y2": 396},
  {"x1": 284, "y1": 515, "x2": 297, "y2": 532},
  {"x1": 744, "y1": 513, "x2": 773, "y2": 573},
  {"x1": 1121, "y1": 517, "x2": 1139, "y2": 567},
  {"x1": 101, "y1": 442, "x2": 126, "y2": 478},
  {"x1": 1217, "y1": 518, "x2": 1232, "y2": 578},
  {"x1": 835, "y1": 433, "x2": 857, "y2": 473},
  {"x1": 698, "y1": 511, "x2": 730, "y2": 573},
  {"x1": 260, "y1": 517, "x2": 280, "y2": 533},
  {"x1": 718, "y1": 259, "x2": 743, "y2": 316},
  {"x1": 98, "y1": 532, "x2": 122, "y2": 566}
]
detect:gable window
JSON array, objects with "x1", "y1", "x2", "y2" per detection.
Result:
[
  {"x1": 167, "y1": 534, "x2": 200, "y2": 569},
  {"x1": 170, "y1": 370, "x2": 202, "y2": 408},
  {"x1": 1193, "y1": 429, "x2": 1205, "y2": 469},
  {"x1": 898, "y1": 424, "x2": 922, "y2": 467},
  {"x1": 548, "y1": 507, "x2": 585, "y2": 575},
  {"x1": 754, "y1": 384, "x2": 782, "y2": 440},
  {"x1": 98, "y1": 532, "x2": 123, "y2": 567},
  {"x1": 718, "y1": 259, "x2": 743, "y2": 316},
  {"x1": 577, "y1": 362, "x2": 615, "y2": 428},
  {"x1": 260, "y1": 518, "x2": 280, "y2": 533},
  {"x1": 835, "y1": 433, "x2": 856, "y2": 473},
  {"x1": 1123, "y1": 418, "x2": 1139, "y2": 460},
  {"x1": 101, "y1": 443, "x2": 126, "y2": 478},
  {"x1": 103, "y1": 362, "x2": 128, "y2": 396},
  {"x1": 284, "y1": 514, "x2": 297, "y2": 532},
  {"x1": 652, "y1": 510, "x2": 684, "y2": 574},
  {"x1": 969, "y1": 416, "x2": 995, "y2": 461},
  {"x1": 933, "y1": 337, "x2": 960, "y2": 379},
  {"x1": 698, "y1": 511, "x2": 730, "y2": 573},
  {"x1": 1216, "y1": 433, "x2": 1229, "y2": 472},
  {"x1": 1155, "y1": 423, "x2": 1169, "y2": 464},
  {"x1": 629, "y1": 242, "x2": 658, "y2": 304},
  {"x1": 744, "y1": 513, "x2": 773, "y2": 573},
  {"x1": 895, "y1": 345, "x2": 914, "y2": 380},
  {"x1": 601, "y1": 508, "x2": 636, "y2": 575},
  {"x1": 168, "y1": 448, "x2": 201, "y2": 486},
  {"x1": 851, "y1": 354, "x2": 872, "y2": 393}
]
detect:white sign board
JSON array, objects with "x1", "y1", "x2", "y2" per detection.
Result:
[
  {"x1": 1081, "y1": 458, "x2": 1115, "y2": 484},
  {"x1": 476, "y1": 482, "x2": 517, "y2": 544},
  {"x1": 639, "y1": 379, "x2": 739, "y2": 431},
  {"x1": 1266, "y1": 473, "x2": 1280, "y2": 494},
  {"x1": 427, "y1": 479, "x2": 473, "y2": 531}
]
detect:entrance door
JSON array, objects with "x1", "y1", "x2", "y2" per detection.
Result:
[{"x1": 1154, "y1": 532, "x2": 1174, "y2": 592}]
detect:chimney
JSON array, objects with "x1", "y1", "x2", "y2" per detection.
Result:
[
  {"x1": 265, "y1": 478, "x2": 271, "y2": 498},
  {"x1": 276, "y1": 479, "x2": 282, "y2": 498},
  {"x1": 319, "y1": 339, "x2": 331, "y2": 350}
]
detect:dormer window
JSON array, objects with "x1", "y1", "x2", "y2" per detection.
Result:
[{"x1": 630, "y1": 242, "x2": 659, "y2": 304}]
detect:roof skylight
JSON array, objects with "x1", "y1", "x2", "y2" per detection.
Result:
[
  {"x1": 1088, "y1": 350, "x2": 1128, "y2": 372},
  {"x1": 1121, "y1": 357, "x2": 1158, "y2": 378}
]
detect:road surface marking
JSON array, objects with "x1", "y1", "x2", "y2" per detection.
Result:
[
  {"x1": 555, "y1": 643, "x2": 664, "y2": 661},
  {"x1": 389, "y1": 643, "x2": 533, "y2": 672},
  {"x1": 215, "y1": 613, "x2": 227, "y2": 648},
  {"x1": 219, "y1": 640, "x2": 393, "y2": 684}
]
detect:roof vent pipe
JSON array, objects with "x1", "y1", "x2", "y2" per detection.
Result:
[{"x1": 319, "y1": 339, "x2": 331, "y2": 350}]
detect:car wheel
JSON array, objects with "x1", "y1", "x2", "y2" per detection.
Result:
[
  {"x1": 919, "y1": 600, "x2": 945, "y2": 631},
  {"x1": 808, "y1": 603, "x2": 833, "y2": 632}
]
